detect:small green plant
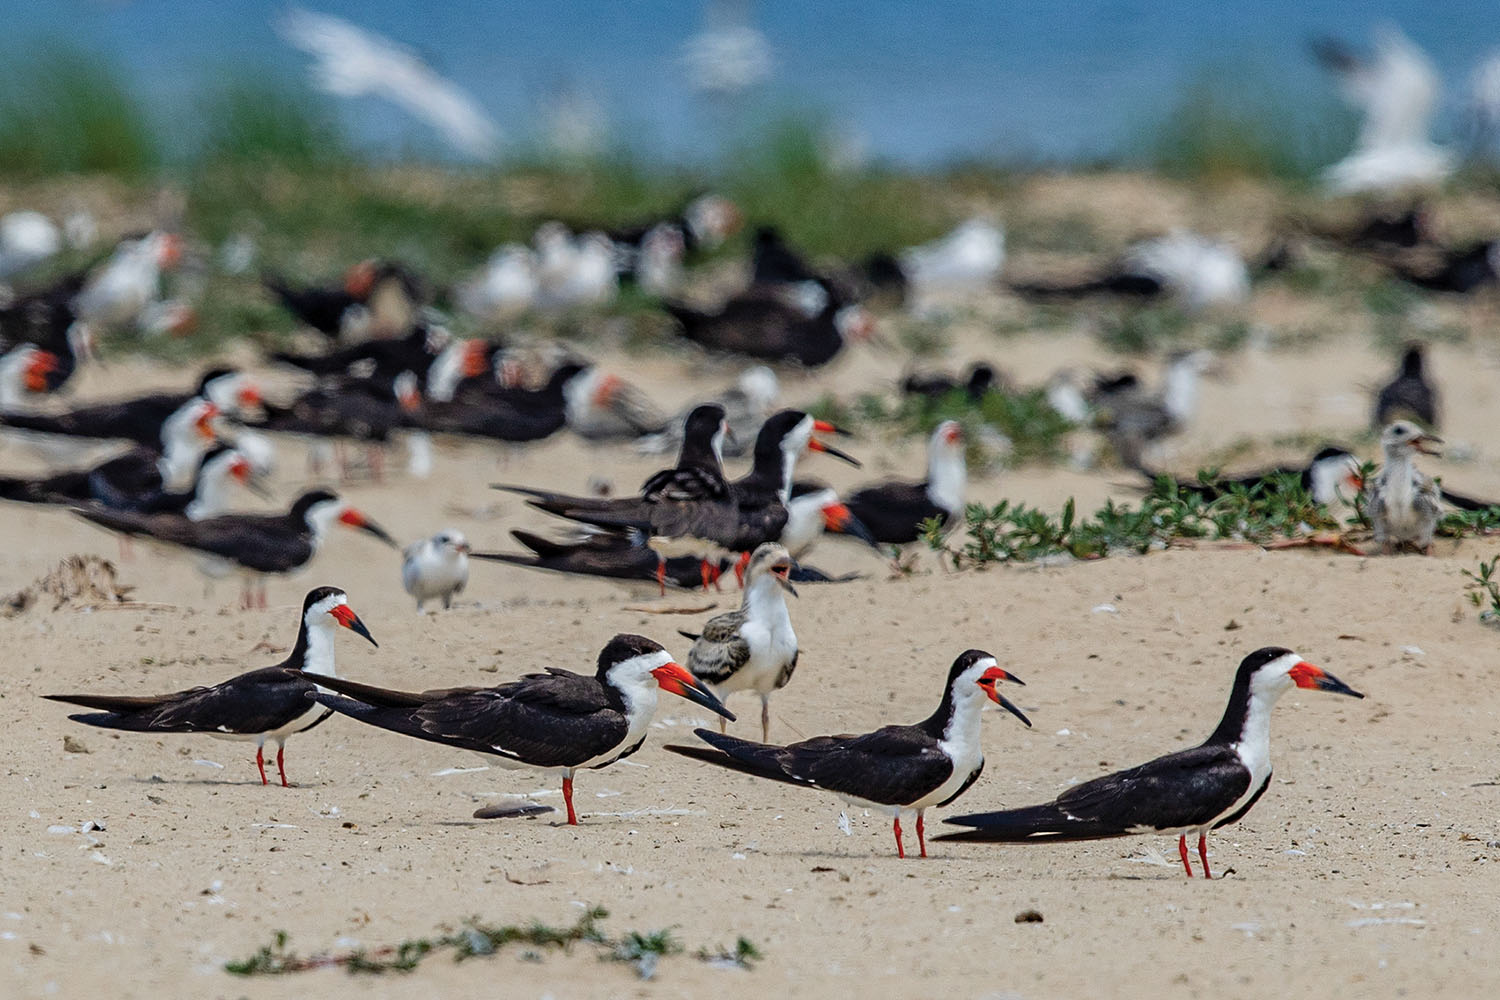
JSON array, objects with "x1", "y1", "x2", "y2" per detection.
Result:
[
  {"x1": 224, "y1": 909, "x2": 759, "y2": 980},
  {"x1": 1463, "y1": 555, "x2": 1500, "y2": 624}
]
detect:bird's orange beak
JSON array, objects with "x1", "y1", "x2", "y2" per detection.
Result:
[
  {"x1": 23, "y1": 350, "x2": 59, "y2": 393},
  {"x1": 339, "y1": 507, "x2": 398, "y2": 548},
  {"x1": 329, "y1": 603, "x2": 378, "y2": 647},
  {"x1": 158, "y1": 233, "x2": 183, "y2": 270},
  {"x1": 591, "y1": 373, "x2": 624, "y2": 408},
  {"x1": 651, "y1": 660, "x2": 735, "y2": 721},
  {"x1": 460, "y1": 340, "x2": 490, "y2": 379},
  {"x1": 1288, "y1": 661, "x2": 1364, "y2": 698},
  {"x1": 976, "y1": 666, "x2": 1031, "y2": 726},
  {"x1": 195, "y1": 404, "x2": 220, "y2": 441},
  {"x1": 230, "y1": 456, "x2": 252, "y2": 484},
  {"x1": 345, "y1": 259, "x2": 377, "y2": 298},
  {"x1": 237, "y1": 381, "x2": 262, "y2": 409}
]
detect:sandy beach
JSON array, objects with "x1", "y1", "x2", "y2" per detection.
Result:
[{"x1": 2, "y1": 317, "x2": 1500, "y2": 999}]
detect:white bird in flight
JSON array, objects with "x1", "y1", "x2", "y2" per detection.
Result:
[{"x1": 277, "y1": 7, "x2": 499, "y2": 159}]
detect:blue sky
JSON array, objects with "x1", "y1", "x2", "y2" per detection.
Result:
[{"x1": 11, "y1": 1, "x2": 1499, "y2": 164}]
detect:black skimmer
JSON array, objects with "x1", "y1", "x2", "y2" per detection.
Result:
[
  {"x1": 679, "y1": 543, "x2": 798, "y2": 740},
  {"x1": 666, "y1": 649, "x2": 1029, "y2": 858},
  {"x1": 44, "y1": 586, "x2": 376, "y2": 787},
  {"x1": 312, "y1": 633, "x2": 734, "y2": 825},
  {"x1": 1143, "y1": 446, "x2": 1363, "y2": 508},
  {"x1": 1394, "y1": 238, "x2": 1499, "y2": 293},
  {"x1": 401, "y1": 530, "x2": 470, "y2": 611},
  {"x1": 1373, "y1": 343, "x2": 1438, "y2": 429},
  {"x1": 664, "y1": 280, "x2": 876, "y2": 368},
  {"x1": 263, "y1": 259, "x2": 423, "y2": 340},
  {"x1": 269, "y1": 321, "x2": 450, "y2": 382},
  {"x1": 601, "y1": 193, "x2": 741, "y2": 261},
  {"x1": 780, "y1": 480, "x2": 881, "y2": 563},
  {"x1": 416, "y1": 360, "x2": 593, "y2": 443},
  {"x1": 470, "y1": 529, "x2": 718, "y2": 589},
  {"x1": 844, "y1": 420, "x2": 966, "y2": 545},
  {"x1": 1009, "y1": 231, "x2": 1248, "y2": 310},
  {"x1": 1368, "y1": 421, "x2": 1443, "y2": 554},
  {"x1": 751, "y1": 227, "x2": 823, "y2": 287},
  {"x1": 528, "y1": 410, "x2": 858, "y2": 591},
  {"x1": 0, "y1": 442, "x2": 261, "y2": 517},
  {"x1": 248, "y1": 371, "x2": 421, "y2": 481},
  {"x1": 0, "y1": 294, "x2": 94, "y2": 392},
  {"x1": 901, "y1": 363, "x2": 1001, "y2": 402},
  {"x1": 938, "y1": 647, "x2": 1363, "y2": 877},
  {"x1": 72, "y1": 488, "x2": 397, "y2": 607},
  {"x1": 0, "y1": 344, "x2": 62, "y2": 412}
]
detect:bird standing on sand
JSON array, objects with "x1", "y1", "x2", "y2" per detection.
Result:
[
  {"x1": 312, "y1": 634, "x2": 733, "y2": 825},
  {"x1": 1368, "y1": 420, "x2": 1443, "y2": 554},
  {"x1": 402, "y1": 530, "x2": 470, "y2": 611},
  {"x1": 45, "y1": 587, "x2": 377, "y2": 787},
  {"x1": 1373, "y1": 343, "x2": 1438, "y2": 429},
  {"x1": 666, "y1": 649, "x2": 1030, "y2": 858},
  {"x1": 939, "y1": 647, "x2": 1363, "y2": 877},
  {"x1": 680, "y1": 543, "x2": 799, "y2": 741},
  {"x1": 845, "y1": 420, "x2": 966, "y2": 544}
]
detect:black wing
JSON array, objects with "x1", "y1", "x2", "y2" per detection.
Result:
[{"x1": 47, "y1": 667, "x2": 314, "y2": 735}]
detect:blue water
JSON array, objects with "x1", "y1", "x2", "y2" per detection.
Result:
[{"x1": 11, "y1": 1, "x2": 1500, "y2": 164}]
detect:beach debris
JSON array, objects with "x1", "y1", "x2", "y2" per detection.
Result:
[{"x1": 2, "y1": 555, "x2": 133, "y2": 616}]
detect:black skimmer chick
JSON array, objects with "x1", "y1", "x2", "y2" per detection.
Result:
[
  {"x1": 1143, "y1": 446, "x2": 1363, "y2": 508},
  {"x1": 845, "y1": 420, "x2": 966, "y2": 545},
  {"x1": 312, "y1": 633, "x2": 733, "y2": 825},
  {"x1": 470, "y1": 529, "x2": 718, "y2": 589},
  {"x1": 1096, "y1": 349, "x2": 1217, "y2": 469},
  {"x1": 45, "y1": 586, "x2": 376, "y2": 787},
  {"x1": 72, "y1": 488, "x2": 397, "y2": 607},
  {"x1": 666, "y1": 650, "x2": 1029, "y2": 858},
  {"x1": 401, "y1": 529, "x2": 470, "y2": 611},
  {"x1": 1373, "y1": 343, "x2": 1438, "y2": 429},
  {"x1": 1368, "y1": 421, "x2": 1443, "y2": 554},
  {"x1": 664, "y1": 280, "x2": 876, "y2": 368},
  {"x1": 939, "y1": 647, "x2": 1363, "y2": 877},
  {"x1": 679, "y1": 543, "x2": 798, "y2": 740}
]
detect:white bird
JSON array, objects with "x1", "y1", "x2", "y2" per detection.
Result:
[
  {"x1": 899, "y1": 217, "x2": 1006, "y2": 291},
  {"x1": 1368, "y1": 421, "x2": 1443, "y2": 555},
  {"x1": 681, "y1": 542, "x2": 798, "y2": 741},
  {"x1": 401, "y1": 529, "x2": 470, "y2": 611},
  {"x1": 1122, "y1": 230, "x2": 1250, "y2": 310},
  {"x1": 457, "y1": 244, "x2": 537, "y2": 319},
  {"x1": 0, "y1": 211, "x2": 61, "y2": 280},
  {"x1": 73, "y1": 231, "x2": 180, "y2": 331},
  {"x1": 1467, "y1": 49, "x2": 1500, "y2": 152},
  {"x1": 1316, "y1": 26, "x2": 1454, "y2": 195},
  {"x1": 278, "y1": 7, "x2": 499, "y2": 159}
]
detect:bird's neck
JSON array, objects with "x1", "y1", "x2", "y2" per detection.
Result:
[
  {"x1": 927, "y1": 447, "x2": 966, "y2": 514},
  {"x1": 290, "y1": 619, "x2": 339, "y2": 680},
  {"x1": 743, "y1": 574, "x2": 790, "y2": 626},
  {"x1": 928, "y1": 684, "x2": 986, "y2": 757},
  {"x1": 185, "y1": 469, "x2": 230, "y2": 521}
]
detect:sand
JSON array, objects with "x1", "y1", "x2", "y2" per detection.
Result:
[{"x1": 4, "y1": 325, "x2": 1500, "y2": 1000}]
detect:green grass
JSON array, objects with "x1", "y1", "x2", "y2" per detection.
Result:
[
  {"x1": 1136, "y1": 65, "x2": 1355, "y2": 182},
  {"x1": 0, "y1": 45, "x2": 158, "y2": 177},
  {"x1": 194, "y1": 79, "x2": 350, "y2": 168}
]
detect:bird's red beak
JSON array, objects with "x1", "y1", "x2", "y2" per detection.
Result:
[
  {"x1": 230, "y1": 456, "x2": 252, "y2": 484},
  {"x1": 345, "y1": 259, "x2": 377, "y2": 298},
  {"x1": 157, "y1": 233, "x2": 182, "y2": 270},
  {"x1": 460, "y1": 340, "x2": 489, "y2": 379},
  {"x1": 651, "y1": 660, "x2": 736, "y2": 721},
  {"x1": 976, "y1": 666, "x2": 1031, "y2": 726},
  {"x1": 329, "y1": 603, "x2": 378, "y2": 647},
  {"x1": 591, "y1": 373, "x2": 624, "y2": 408},
  {"x1": 237, "y1": 381, "x2": 262, "y2": 409},
  {"x1": 1287, "y1": 660, "x2": 1364, "y2": 697},
  {"x1": 943, "y1": 424, "x2": 964, "y2": 446},
  {"x1": 195, "y1": 404, "x2": 220, "y2": 441},
  {"x1": 807, "y1": 430, "x2": 861, "y2": 468},
  {"x1": 339, "y1": 507, "x2": 398, "y2": 548},
  {"x1": 23, "y1": 350, "x2": 59, "y2": 393},
  {"x1": 821, "y1": 502, "x2": 853, "y2": 531}
]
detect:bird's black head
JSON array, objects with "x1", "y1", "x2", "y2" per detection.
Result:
[
  {"x1": 1310, "y1": 445, "x2": 1353, "y2": 463},
  {"x1": 290, "y1": 489, "x2": 341, "y2": 519},
  {"x1": 195, "y1": 368, "x2": 237, "y2": 396},
  {"x1": 967, "y1": 363, "x2": 997, "y2": 394},
  {"x1": 754, "y1": 226, "x2": 782, "y2": 247},
  {"x1": 683, "y1": 403, "x2": 728, "y2": 440},
  {"x1": 1400, "y1": 343, "x2": 1425, "y2": 377},
  {"x1": 596, "y1": 633, "x2": 668, "y2": 674},
  {"x1": 546, "y1": 361, "x2": 591, "y2": 391},
  {"x1": 301, "y1": 585, "x2": 347, "y2": 614}
]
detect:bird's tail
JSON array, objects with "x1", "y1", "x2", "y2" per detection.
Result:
[
  {"x1": 662, "y1": 728, "x2": 808, "y2": 787},
  {"x1": 935, "y1": 802, "x2": 1124, "y2": 843}
]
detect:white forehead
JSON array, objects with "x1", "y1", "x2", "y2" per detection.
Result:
[
  {"x1": 957, "y1": 655, "x2": 999, "y2": 686},
  {"x1": 309, "y1": 591, "x2": 348, "y2": 616},
  {"x1": 608, "y1": 648, "x2": 673, "y2": 680},
  {"x1": 1248, "y1": 651, "x2": 1304, "y2": 692}
]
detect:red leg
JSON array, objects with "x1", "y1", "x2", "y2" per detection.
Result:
[
  {"x1": 1198, "y1": 832, "x2": 1212, "y2": 879},
  {"x1": 255, "y1": 746, "x2": 268, "y2": 786},
  {"x1": 1178, "y1": 834, "x2": 1194, "y2": 877},
  {"x1": 700, "y1": 559, "x2": 713, "y2": 591},
  {"x1": 733, "y1": 550, "x2": 751, "y2": 588},
  {"x1": 917, "y1": 812, "x2": 927, "y2": 858},
  {"x1": 276, "y1": 745, "x2": 289, "y2": 788},
  {"x1": 893, "y1": 816, "x2": 905, "y2": 859},
  {"x1": 656, "y1": 559, "x2": 666, "y2": 596},
  {"x1": 562, "y1": 775, "x2": 578, "y2": 825}
]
